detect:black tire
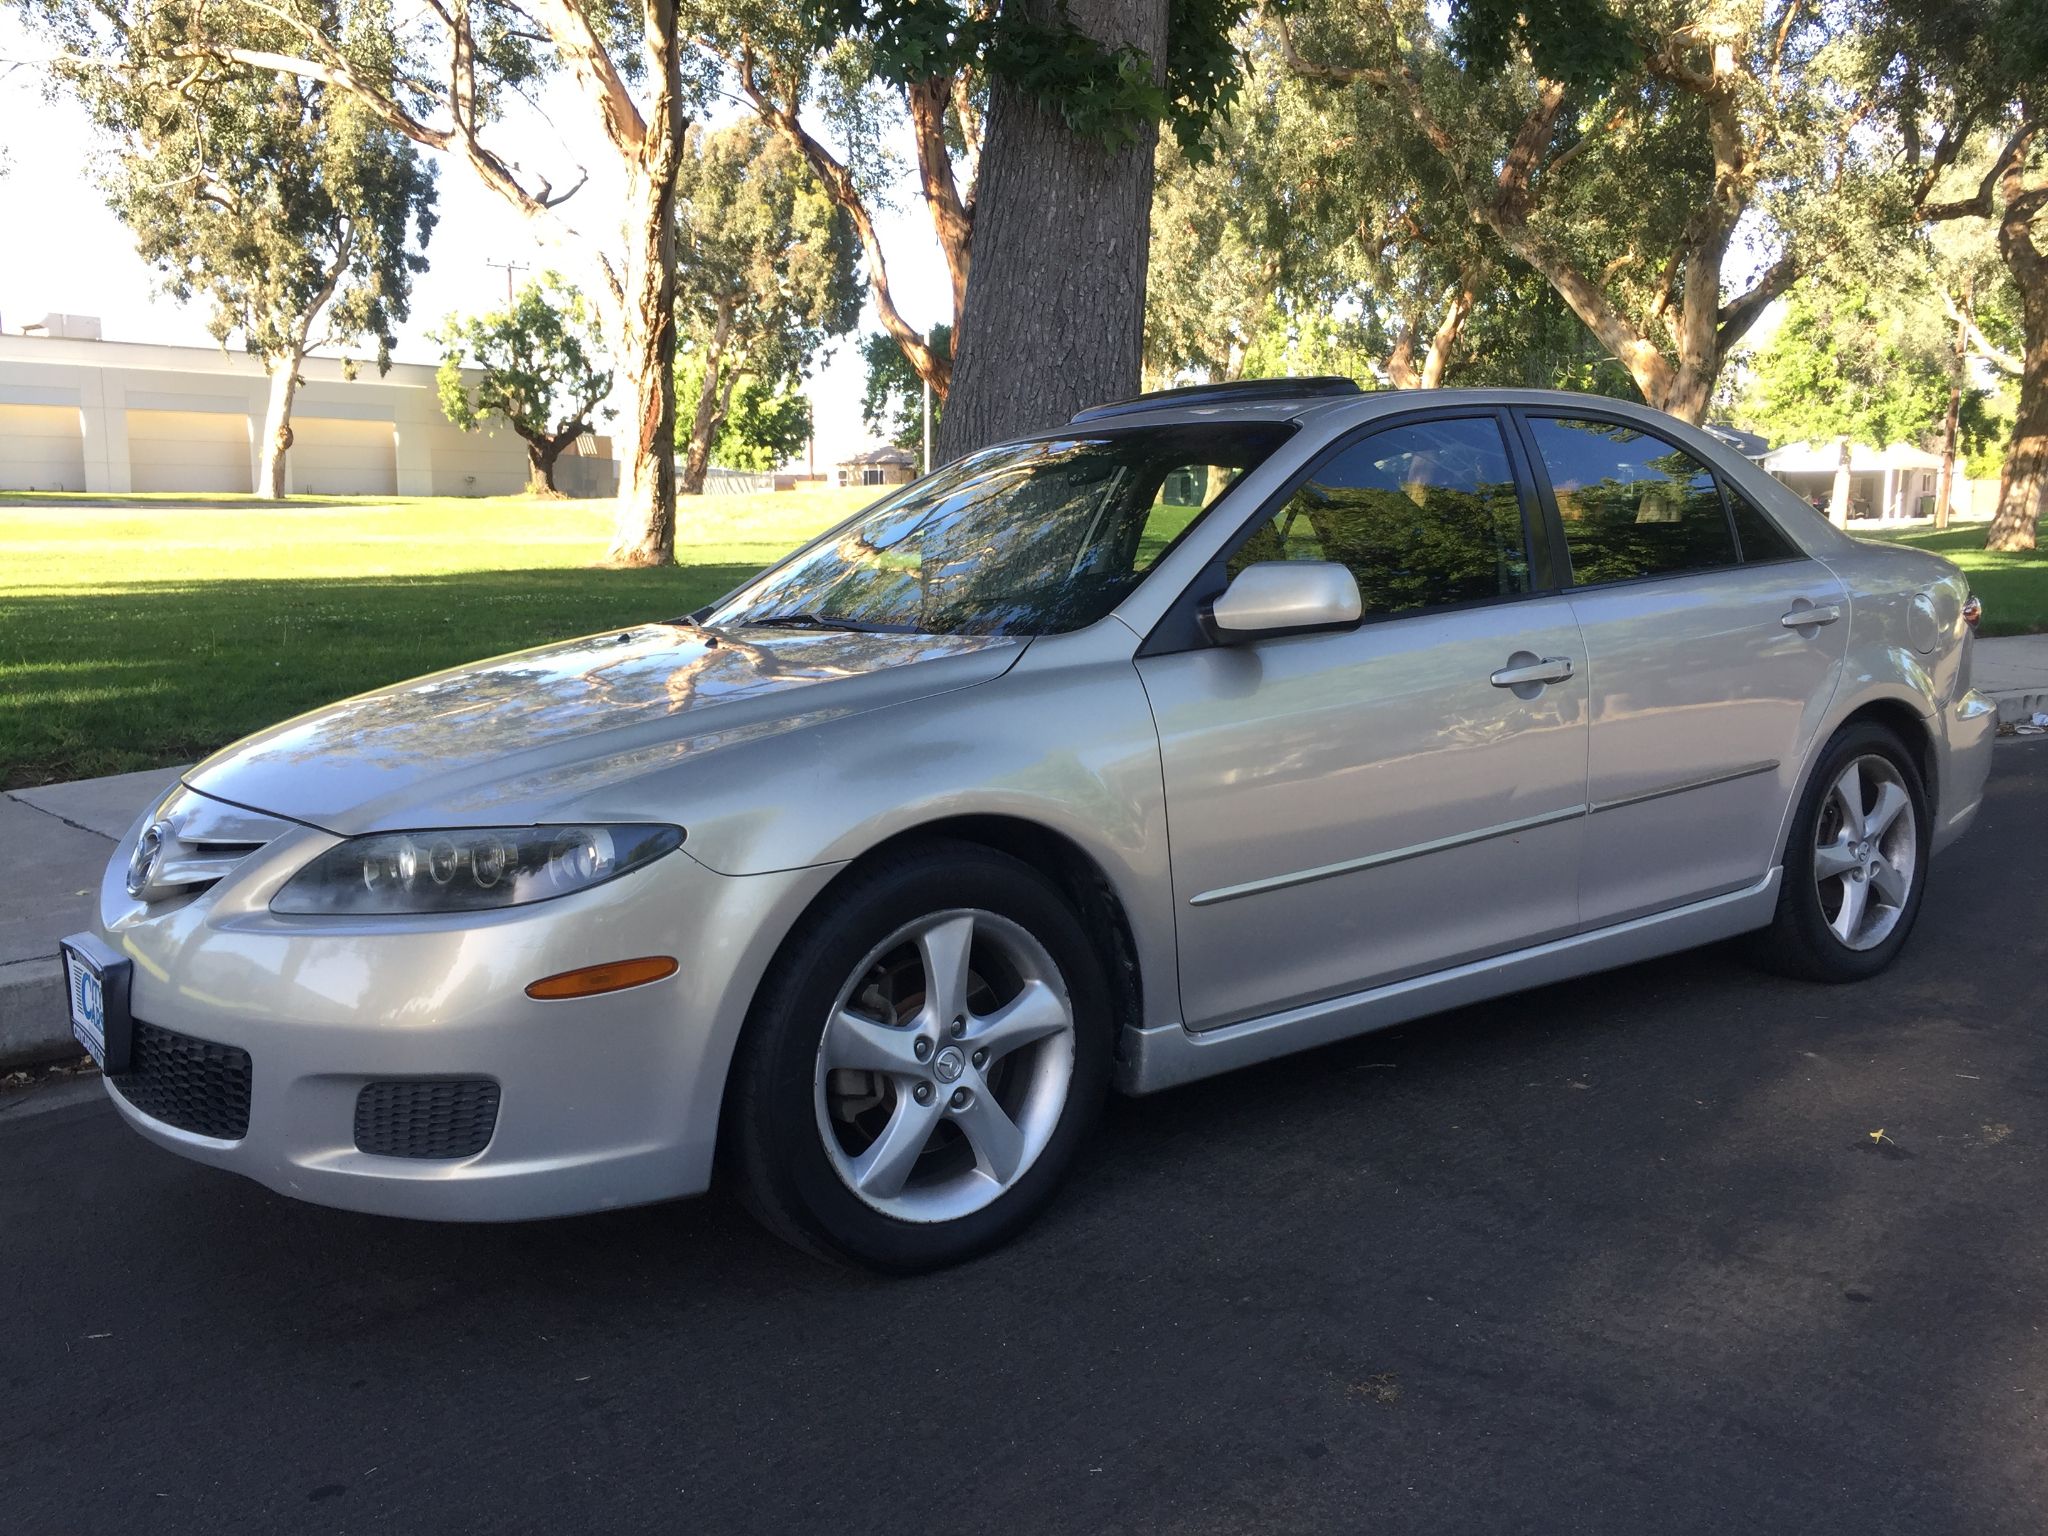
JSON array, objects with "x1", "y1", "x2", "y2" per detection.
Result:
[
  {"x1": 724, "y1": 839, "x2": 1112, "y2": 1272},
  {"x1": 1751, "y1": 722, "x2": 1932, "y2": 982}
]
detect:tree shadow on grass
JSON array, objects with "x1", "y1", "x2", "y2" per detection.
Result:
[{"x1": 0, "y1": 563, "x2": 763, "y2": 788}]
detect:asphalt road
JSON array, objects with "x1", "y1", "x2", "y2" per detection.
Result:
[{"x1": 5, "y1": 745, "x2": 2046, "y2": 1536}]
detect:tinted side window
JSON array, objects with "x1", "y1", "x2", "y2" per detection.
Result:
[
  {"x1": 1529, "y1": 417, "x2": 1736, "y2": 585},
  {"x1": 1227, "y1": 417, "x2": 1531, "y2": 617},
  {"x1": 1726, "y1": 486, "x2": 1802, "y2": 563}
]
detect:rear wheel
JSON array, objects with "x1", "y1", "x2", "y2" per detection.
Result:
[
  {"x1": 725, "y1": 841, "x2": 1111, "y2": 1271},
  {"x1": 1754, "y1": 723, "x2": 1930, "y2": 982}
]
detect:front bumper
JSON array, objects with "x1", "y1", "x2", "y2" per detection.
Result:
[
  {"x1": 86, "y1": 814, "x2": 838, "y2": 1221},
  {"x1": 1932, "y1": 688, "x2": 1997, "y2": 854}
]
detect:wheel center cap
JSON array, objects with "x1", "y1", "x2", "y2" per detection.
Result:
[{"x1": 933, "y1": 1046, "x2": 966, "y2": 1084}]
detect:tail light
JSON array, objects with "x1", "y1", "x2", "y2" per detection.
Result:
[{"x1": 1962, "y1": 595, "x2": 1983, "y2": 630}]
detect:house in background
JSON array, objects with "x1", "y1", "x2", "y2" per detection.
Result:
[
  {"x1": 0, "y1": 319, "x2": 618, "y2": 497},
  {"x1": 1760, "y1": 439, "x2": 2002, "y2": 522},
  {"x1": 834, "y1": 443, "x2": 916, "y2": 489}
]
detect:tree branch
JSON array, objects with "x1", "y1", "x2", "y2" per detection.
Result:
[
  {"x1": 1920, "y1": 121, "x2": 2037, "y2": 221},
  {"x1": 1942, "y1": 288, "x2": 2023, "y2": 374},
  {"x1": 724, "y1": 39, "x2": 949, "y2": 396}
]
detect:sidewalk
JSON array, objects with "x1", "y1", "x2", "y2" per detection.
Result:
[
  {"x1": 0, "y1": 766, "x2": 183, "y2": 1067},
  {"x1": 1975, "y1": 632, "x2": 2048, "y2": 726},
  {"x1": 3, "y1": 633, "x2": 2047, "y2": 1066}
]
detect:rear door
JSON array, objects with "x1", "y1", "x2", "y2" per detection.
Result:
[
  {"x1": 1516, "y1": 413, "x2": 1848, "y2": 927},
  {"x1": 1135, "y1": 411, "x2": 1588, "y2": 1031}
]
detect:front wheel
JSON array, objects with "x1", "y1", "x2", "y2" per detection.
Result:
[
  {"x1": 725, "y1": 841, "x2": 1112, "y2": 1271},
  {"x1": 1753, "y1": 723, "x2": 1931, "y2": 982}
]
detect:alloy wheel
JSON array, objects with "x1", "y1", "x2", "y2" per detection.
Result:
[
  {"x1": 1812, "y1": 753, "x2": 1917, "y2": 952},
  {"x1": 813, "y1": 908, "x2": 1076, "y2": 1222}
]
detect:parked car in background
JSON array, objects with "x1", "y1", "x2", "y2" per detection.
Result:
[{"x1": 63, "y1": 381, "x2": 1997, "y2": 1270}]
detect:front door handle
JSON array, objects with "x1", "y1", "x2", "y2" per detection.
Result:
[
  {"x1": 1781, "y1": 603, "x2": 1841, "y2": 629},
  {"x1": 1490, "y1": 655, "x2": 1575, "y2": 689}
]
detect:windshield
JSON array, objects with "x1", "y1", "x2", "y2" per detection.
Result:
[{"x1": 701, "y1": 423, "x2": 1291, "y2": 636}]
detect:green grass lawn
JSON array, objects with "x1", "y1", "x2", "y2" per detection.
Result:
[
  {"x1": 4, "y1": 489, "x2": 2042, "y2": 791},
  {"x1": 1851, "y1": 521, "x2": 2048, "y2": 637},
  {"x1": 0, "y1": 489, "x2": 867, "y2": 788}
]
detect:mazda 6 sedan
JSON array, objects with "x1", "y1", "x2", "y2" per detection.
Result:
[{"x1": 62, "y1": 380, "x2": 1997, "y2": 1270}]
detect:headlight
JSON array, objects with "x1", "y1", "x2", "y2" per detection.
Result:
[{"x1": 270, "y1": 824, "x2": 684, "y2": 915}]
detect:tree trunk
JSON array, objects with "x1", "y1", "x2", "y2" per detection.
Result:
[
  {"x1": 680, "y1": 301, "x2": 734, "y2": 497},
  {"x1": 1828, "y1": 437, "x2": 1853, "y2": 530},
  {"x1": 527, "y1": 438, "x2": 565, "y2": 495},
  {"x1": 1987, "y1": 354, "x2": 2045, "y2": 552},
  {"x1": 933, "y1": 0, "x2": 1168, "y2": 462},
  {"x1": 1937, "y1": 380, "x2": 1960, "y2": 533},
  {"x1": 1418, "y1": 274, "x2": 1478, "y2": 389},
  {"x1": 1986, "y1": 168, "x2": 2045, "y2": 553},
  {"x1": 906, "y1": 74, "x2": 974, "y2": 329},
  {"x1": 256, "y1": 351, "x2": 304, "y2": 500},
  {"x1": 608, "y1": 16, "x2": 685, "y2": 566}
]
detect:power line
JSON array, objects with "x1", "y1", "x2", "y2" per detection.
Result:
[{"x1": 485, "y1": 259, "x2": 531, "y2": 303}]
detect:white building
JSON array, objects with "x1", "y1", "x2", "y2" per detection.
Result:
[
  {"x1": 1760, "y1": 439, "x2": 1981, "y2": 522},
  {"x1": 0, "y1": 319, "x2": 617, "y2": 498}
]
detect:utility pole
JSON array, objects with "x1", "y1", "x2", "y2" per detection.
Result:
[
  {"x1": 486, "y1": 259, "x2": 531, "y2": 303},
  {"x1": 922, "y1": 376, "x2": 932, "y2": 476}
]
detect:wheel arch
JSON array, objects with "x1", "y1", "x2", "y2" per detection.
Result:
[
  {"x1": 714, "y1": 813, "x2": 1150, "y2": 1164},
  {"x1": 1775, "y1": 691, "x2": 1939, "y2": 866},
  {"x1": 825, "y1": 815, "x2": 1143, "y2": 1046}
]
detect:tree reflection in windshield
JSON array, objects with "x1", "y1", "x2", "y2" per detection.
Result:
[{"x1": 703, "y1": 423, "x2": 1291, "y2": 636}]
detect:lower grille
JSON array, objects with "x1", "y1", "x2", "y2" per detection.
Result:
[
  {"x1": 110, "y1": 1021, "x2": 253, "y2": 1140},
  {"x1": 354, "y1": 1079, "x2": 500, "y2": 1160}
]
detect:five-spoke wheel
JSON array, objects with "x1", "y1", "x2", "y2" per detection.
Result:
[
  {"x1": 1811, "y1": 754, "x2": 1918, "y2": 952},
  {"x1": 1757, "y1": 722, "x2": 1930, "y2": 982},
  {"x1": 815, "y1": 909, "x2": 1075, "y2": 1221},
  {"x1": 726, "y1": 840, "x2": 1110, "y2": 1271}
]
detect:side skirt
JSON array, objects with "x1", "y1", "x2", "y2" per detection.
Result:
[{"x1": 1115, "y1": 869, "x2": 1782, "y2": 1094}]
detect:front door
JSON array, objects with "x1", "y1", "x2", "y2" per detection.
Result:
[
  {"x1": 1135, "y1": 414, "x2": 1589, "y2": 1032},
  {"x1": 1517, "y1": 413, "x2": 1850, "y2": 927}
]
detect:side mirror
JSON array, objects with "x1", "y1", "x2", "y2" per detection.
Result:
[{"x1": 1204, "y1": 561, "x2": 1362, "y2": 643}]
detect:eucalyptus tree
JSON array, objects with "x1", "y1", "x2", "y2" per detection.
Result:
[
  {"x1": 672, "y1": 119, "x2": 858, "y2": 494},
  {"x1": 1270, "y1": 0, "x2": 1882, "y2": 424},
  {"x1": 51, "y1": 30, "x2": 434, "y2": 499},
  {"x1": 1144, "y1": 37, "x2": 1622, "y2": 395},
  {"x1": 21, "y1": 0, "x2": 709, "y2": 562},
  {"x1": 706, "y1": 1, "x2": 979, "y2": 401}
]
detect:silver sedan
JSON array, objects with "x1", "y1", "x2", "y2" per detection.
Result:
[{"x1": 62, "y1": 382, "x2": 1997, "y2": 1269}]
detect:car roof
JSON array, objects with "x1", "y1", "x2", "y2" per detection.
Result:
[{"x1": 1032, "y1": 386, "x2": 1695, "y2": 437}]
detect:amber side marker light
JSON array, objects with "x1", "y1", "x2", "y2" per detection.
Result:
[
  {"x1": 526, "y1": 956, "x2": 679, "y2": 1000},
  {"x1": 1962, "y1": 595, "x2": 1984, "y2": 629}
]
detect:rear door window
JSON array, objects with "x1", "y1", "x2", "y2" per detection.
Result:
[{"x1": 1527, "y1": 417, "x2": 1736, "y2": 585}]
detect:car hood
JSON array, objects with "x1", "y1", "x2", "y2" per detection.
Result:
[{"x1": 184, "y1": 623, "x2": 1024, "y2": 834}]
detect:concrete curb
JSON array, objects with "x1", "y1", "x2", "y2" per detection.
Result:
[
  {"x1": 0, "y1": 764, "x2": 183, "y2": 1070},
  {"x1": 0, "y1": 958, "x2": 72, "y2": 1069},
  {"x1": 1994, "y1": 689, "x2": 2048, "y2": 728}
]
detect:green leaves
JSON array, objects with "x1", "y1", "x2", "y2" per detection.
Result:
[
  {"x1": 51, "y1": 19, "x2": 437, "y2": 377},
  {"x1": 432, "y1": 273, "x2": 614, "y2": 453},
  {"x1": 1443, "y1": 0, "x2": 1638, "y2": 92},
  {"x1": 804, "y1": 0, "x2": 1249, "y2": 157}
]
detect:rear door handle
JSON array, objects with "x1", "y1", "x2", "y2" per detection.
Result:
[
  {"x1": 1781, "y1": 603, "x2": 1841, "y2": 629},
  {"x1": 1490, "y1": 656, "x2": 1575, "y2": 688}
]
